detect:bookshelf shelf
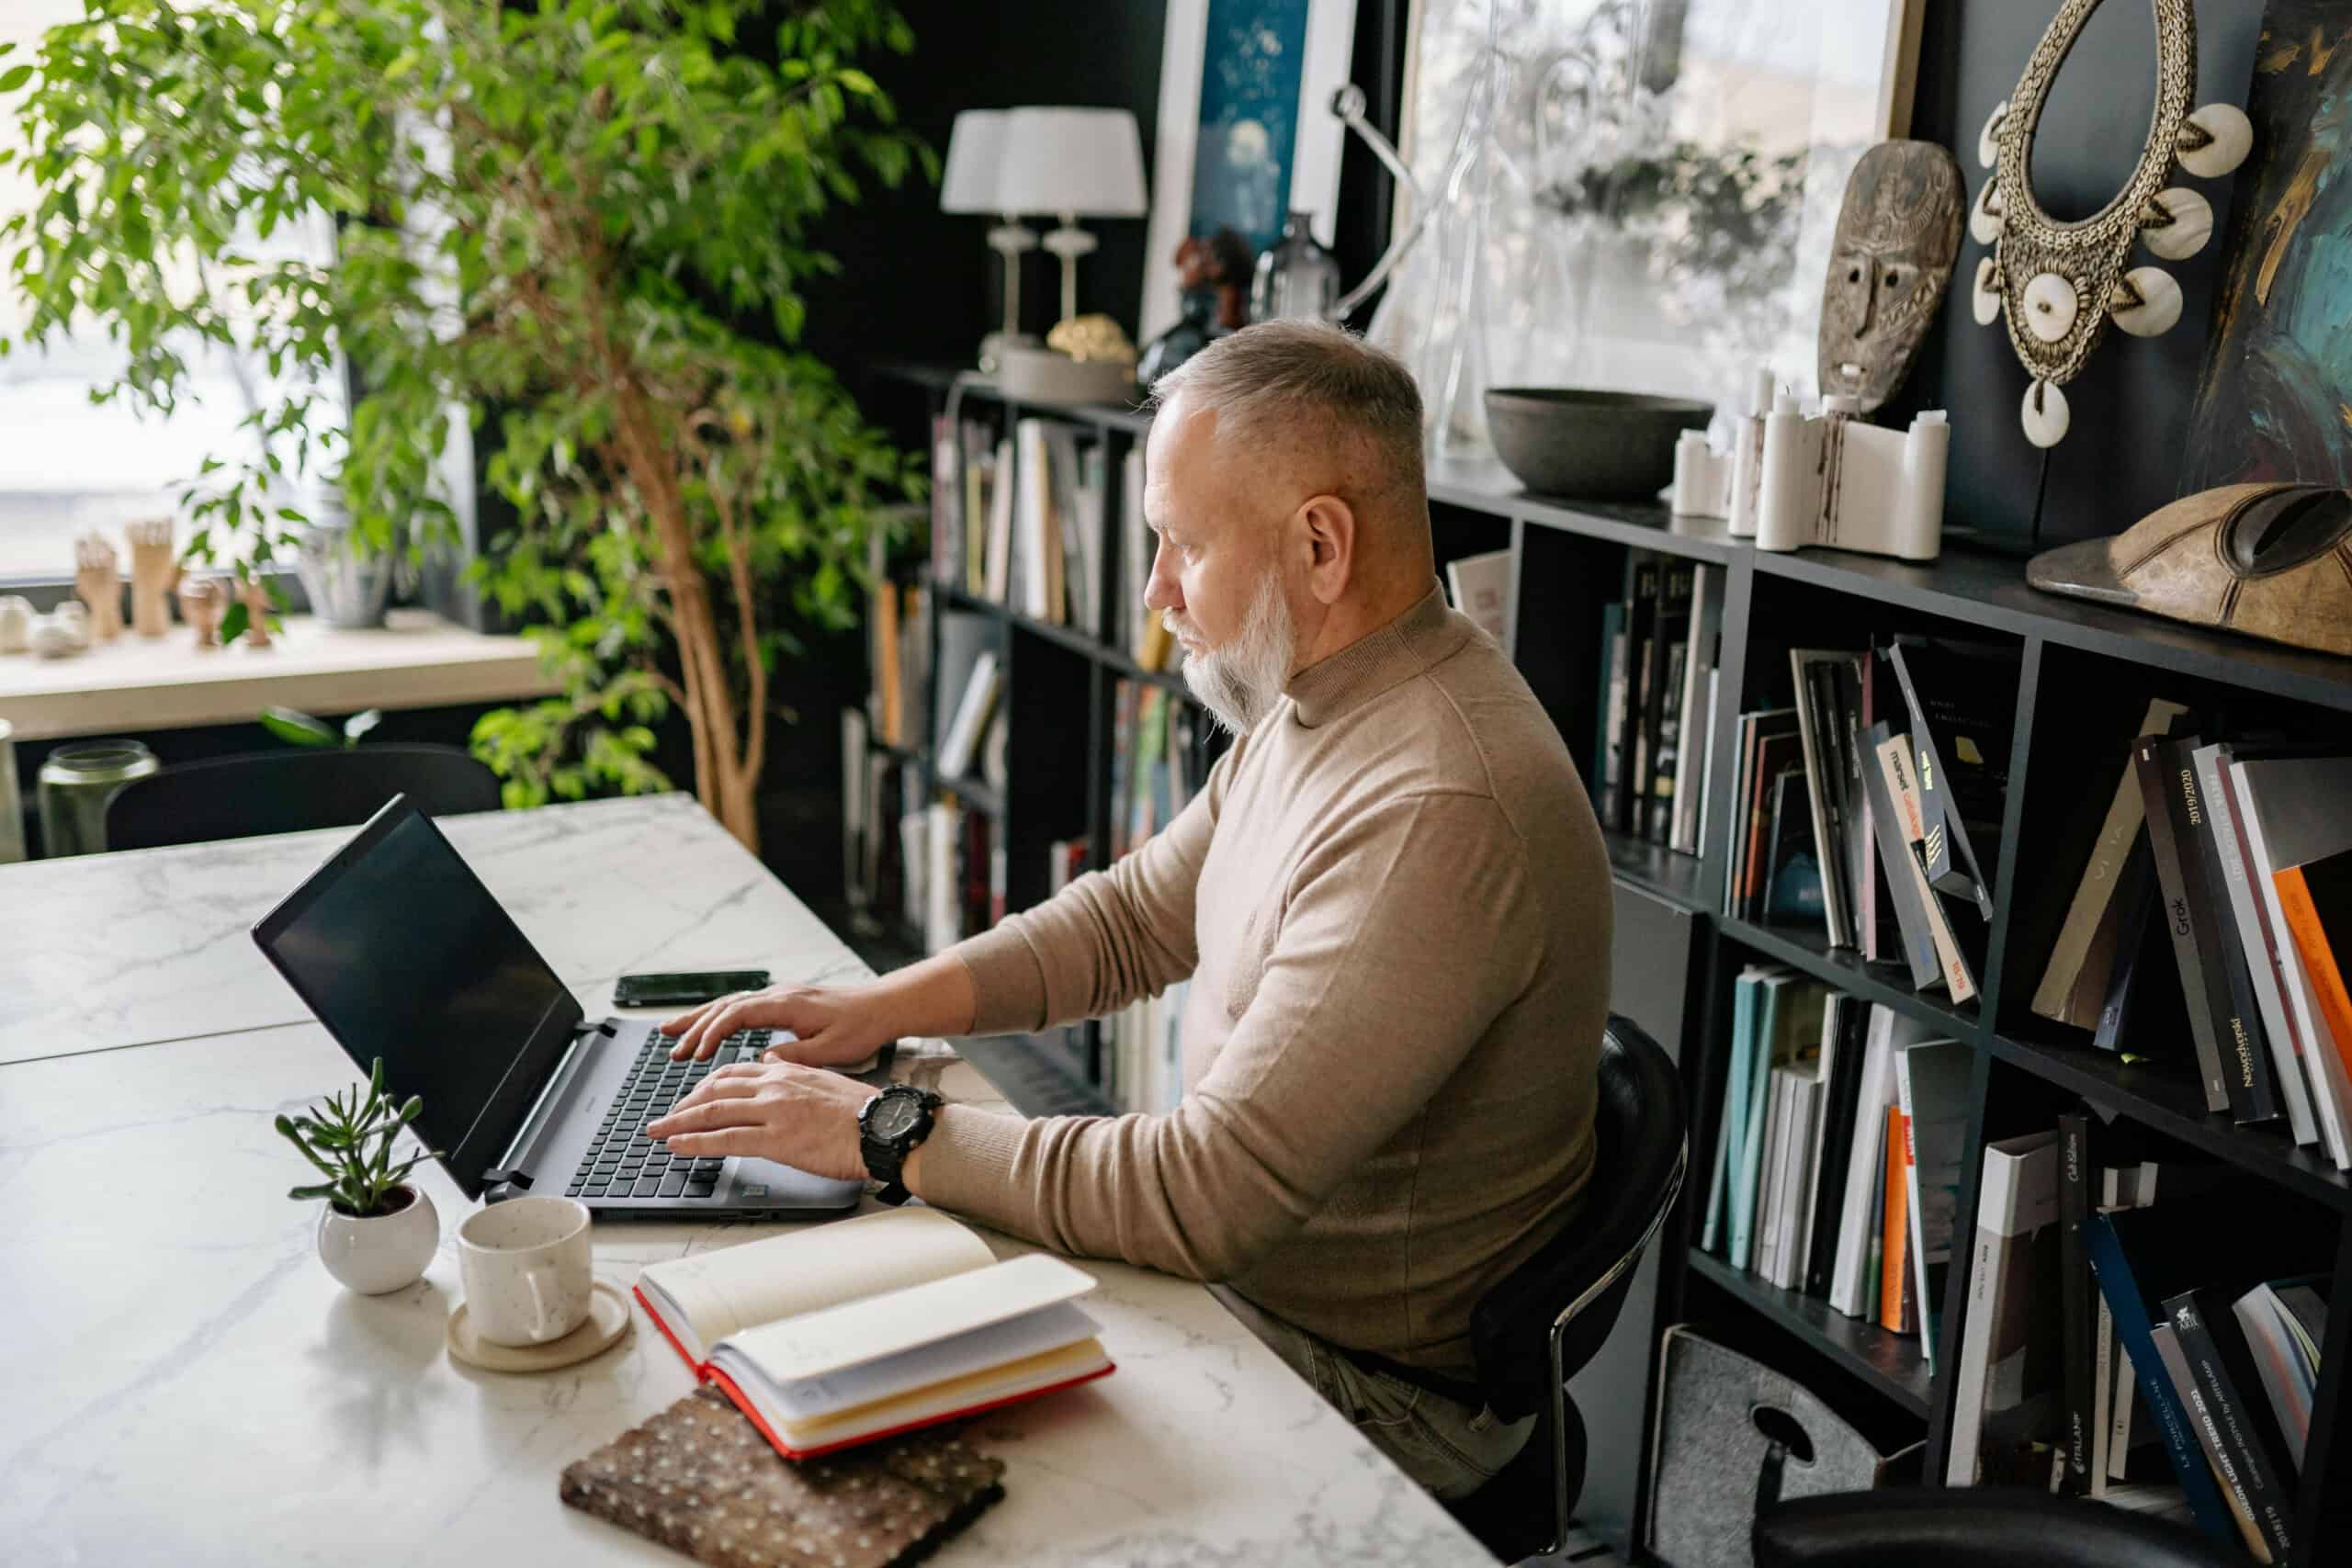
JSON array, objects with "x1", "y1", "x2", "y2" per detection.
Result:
[
  {"x1": 1719, "y1": 914, "x2": 1983, "y2": 1043},
  {"x1": 1601, "y1": 827, "x2": 1706, "y2": 915},
  {"x1": 1986, "y1": 1029, "x2": 2352, "y2": 1213},
  {"x1": 1685, "y1": 1247, "x2": 1933, "y2": 1417}
]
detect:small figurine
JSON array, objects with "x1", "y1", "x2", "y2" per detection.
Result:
[
  {"x1": 74, "y1": 532, "x2": 124, "y2": 641},
  {"x1": 236, "y1": 576, "x2": 275, "y2": 649},
  {"x1": 1139, "y1": 228, "x2": 1253, "y2": 389},
  {"x1": 0, "y1": 594, "x2": 31, "y2": 654},
  {"x1": 126, "y1": 517, "x2": 177, "y2": 638},
  {"x1": 176, "y1": 575, "x2": 225, "y2": 651},
  {"x1": 31, "y1": 601, "x2": 91, "y2": 659}
]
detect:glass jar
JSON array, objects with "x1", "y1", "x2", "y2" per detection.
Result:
[
  {"x1": 37, "y1": 739, "x2": 159, "y2": 857},
  {"x1": 1250, "y1": 211, "x2": 1340, "y2": 324}
]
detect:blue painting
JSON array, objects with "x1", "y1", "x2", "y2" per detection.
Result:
[
  {"x1": 1188, "y1": 0, "x2": 1313, "y2": 254},
  {"x1": 2183, "y1": 3, "x2": 2352, "y2": 491}
]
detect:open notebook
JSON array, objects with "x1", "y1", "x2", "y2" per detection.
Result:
[{"x1": 633, "y1": 1206, "x2": 1114, "y2": 1457}]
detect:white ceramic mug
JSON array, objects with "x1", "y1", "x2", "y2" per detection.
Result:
[{"x1": 457, "y1": 1195, "x2": 593, "y2": 1347}]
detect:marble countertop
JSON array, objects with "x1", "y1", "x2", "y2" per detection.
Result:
[
  {"x1": 0, "y1": 794, "x2": 1490, "y2": 1565},
  {"x1": 0, "y1": 793, "x2": 868, "y2": 1066}
]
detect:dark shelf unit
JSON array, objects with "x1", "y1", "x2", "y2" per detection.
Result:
[{"x1": 876, "y1": 366, "x2": 2352, "y2": 1566}]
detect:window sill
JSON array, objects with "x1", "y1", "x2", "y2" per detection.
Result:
[{"x1": 0, "y1": 608, "x2": 559, "y2": 741}]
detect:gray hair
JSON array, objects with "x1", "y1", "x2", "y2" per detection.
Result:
[{"x1": 1150, "y1": 321, "x2": 1426, "y2": 513}]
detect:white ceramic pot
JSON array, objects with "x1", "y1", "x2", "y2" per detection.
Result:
[{"x1": 315, "y1": 1184, "x2": 439, "y2": 1294}]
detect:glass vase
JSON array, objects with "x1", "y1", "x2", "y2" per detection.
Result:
[{"x1": 1250, "y1": 212, "x2": 1341, "y2": 324}]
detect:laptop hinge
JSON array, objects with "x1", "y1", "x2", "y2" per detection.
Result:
[{"x1": 487, "y1": 1021, "x2": 611, "y2": 1200}]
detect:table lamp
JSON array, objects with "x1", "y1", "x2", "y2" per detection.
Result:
[
  {"x1": 940, "y1": 109, "x2": 1034, "y2": 371},
  {"x1": 993, "y1": 107, "x2": 1148, "y2": 329}
]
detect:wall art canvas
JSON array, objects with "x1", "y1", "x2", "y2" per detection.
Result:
[
  {"x1": 1369, "y1": 0, "x2": 1920, "y2": 455},
  {"x1": 2182, "y1": 3, "x2": 2352, "y2": 492},
  {"x1": 1140, "y1": 0, "x2": 1361, "y2": 341}
]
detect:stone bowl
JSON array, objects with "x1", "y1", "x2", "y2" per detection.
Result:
[
  {"x1": 1485, "y1": 388, "x2": 1715, "y2": 502},
  {"x1": 998, "y1": 345, "x2": 1138, "y2": 409}
]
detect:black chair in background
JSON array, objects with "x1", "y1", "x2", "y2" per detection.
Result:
[
  {"x1": 103, "y1": 744, "x2": 501, "y2": 852},
  {"x1": 1752, "y1": 1487, "x2": 2242, "y2": 1568},
  {"x1": 1446, "y1": 1012, "x2": 1689, "y2": 1562}
]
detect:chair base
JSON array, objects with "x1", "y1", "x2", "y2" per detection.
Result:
[{"x1": 1446, "y1": 1396, "x2": 1587, "y2": 1562}]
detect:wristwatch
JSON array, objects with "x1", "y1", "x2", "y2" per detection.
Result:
[{"x1": 857, "y1": 1085, "x2": 944, "y2": 1205}]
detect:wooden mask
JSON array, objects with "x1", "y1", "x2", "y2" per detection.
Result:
[{"x1": 1818, "y1": 141, "x2": 1964, "y2": 415}]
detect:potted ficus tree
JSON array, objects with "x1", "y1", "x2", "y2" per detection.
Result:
[
  {"x1": 0, "y1": 0, "x2": 927, "y2": 851},
  {"x1": 277, "y1": 1057, "x2": 444, "y2": 1295}
]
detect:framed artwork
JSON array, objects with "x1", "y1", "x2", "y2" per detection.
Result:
[
  {"x1": 1139, "y1": 0, "x2": 1362, "y2": 342},
  {"x1": 1367, "y1": 0, "x2": 1922, "y2": 453},
  {"x1": 2181, "y1": 2, "x2": 2352, "y2": 492}
]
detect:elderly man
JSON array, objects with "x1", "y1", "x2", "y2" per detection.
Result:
[{"x1": 647, "y1": 321, "x2": 1612, "y2": 1498}]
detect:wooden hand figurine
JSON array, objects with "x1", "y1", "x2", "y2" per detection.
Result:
[
  {"x1": 237, "y1": 576, "x2": 275, "y2": 649},
  {"x1": 73, "y1": 532, "x2": 124, "y2": 641},
  {"x1": 126, "y1": 517, "x2": 177, "y2": 638},
  {"x1": 176, "y1": 575, "x2": 225, "y2": 651}
]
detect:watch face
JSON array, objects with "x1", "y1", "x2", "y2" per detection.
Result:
[{"x1": 871, "y1": 1096, "x2": 922, "y2": 1139}]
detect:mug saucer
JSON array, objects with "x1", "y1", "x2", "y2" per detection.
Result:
[{"x1": 447, "y1": 1279, "x2": 632, "y2": 1372}]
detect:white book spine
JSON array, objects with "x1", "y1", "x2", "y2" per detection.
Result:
[
  {"x1": 1755, "y1": 1069, "x2": 1791, "y2": 1285},
  {"x1": 1779, "y1": 1078, "x2": 1820, "y2": 1292},
  {"x1": 2199, "y1": 745, "x2": 2318, "y2": 1146},
  {"x1": 2235, "y1": 760, "x2": 2352, "y2": 1168},
  {"x1": 2093, "y1": 1291, "x2": 2116, "y2": 1493}
]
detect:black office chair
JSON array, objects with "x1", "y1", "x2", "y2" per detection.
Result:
[
  {"x1": 1752, "y1": 1487, "x2": 2242, "y2": 1568},
  {"x1": 1447, "y1": 1012, "x2": 1689, "y2": 1563},
  {"x1": 103, "y1": 744, "x2": 502, "y2": 852}
]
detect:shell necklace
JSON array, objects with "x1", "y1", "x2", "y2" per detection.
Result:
[{"x1": 1968, "y1": 0, "x2": 2251, "y2": 447}]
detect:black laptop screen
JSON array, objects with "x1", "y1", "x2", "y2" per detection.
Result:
[{"x1": 254, "y1": 803, "x2": 581, "y2": 1198}]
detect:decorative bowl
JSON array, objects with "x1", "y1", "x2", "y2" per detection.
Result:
[
  {"x1": 997, "y1": 345, "x2": 1138, "y2": 409},
  {"x1": 1485, "y1": 388, "x2": 1714, "y2": 502}
]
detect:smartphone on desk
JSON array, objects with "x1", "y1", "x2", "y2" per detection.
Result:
[{"x1": 614, "y1": 969, "x2": 772, "y2": 1008}]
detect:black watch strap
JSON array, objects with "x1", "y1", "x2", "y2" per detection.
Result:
[{"x1": 859, "y1": 1086, "x2": 943, "y2": 1205}]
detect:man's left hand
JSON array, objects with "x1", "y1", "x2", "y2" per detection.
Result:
[{"x1": 645, "y1": 1062, "x2": 877, "y2": 1184}]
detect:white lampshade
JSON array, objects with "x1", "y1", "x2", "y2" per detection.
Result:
[
  {"x1": 993, "y1": 107, "x2": 1148, "y2": 220},
  {"x1": 940, "y1": 109, "x2": 1009, "y2": 214}
]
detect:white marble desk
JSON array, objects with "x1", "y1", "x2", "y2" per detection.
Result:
[
  {"x1": 0, "y1": 793, "x2": 869, "y2": 1065},
  {"x1": 0, "y1": 795, "x2": 1488, "y2": 1565}
]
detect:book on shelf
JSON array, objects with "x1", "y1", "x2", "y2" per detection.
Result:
[
  {"x1": 1894, "y1": 1038, "x2": 1972, "y2": 1362},
  {"x1": 2164, "y1": 1283, "x2": 2299, "y2": 1562},
  {"x1": 2033, "y1": 698, "x2": 2190, "y2": 1028},
  {"x1": 2232, "y1": 1279, "x2": 2328, "y2": 1475},
  {"x1": 1106, "y1": 979, "x2": 1190, "y2": 1114},
  {"x1": 2234, "y1": 753, "x2": 2352, "y2": 1168},
  {"x1": 632, "y1": 1206, "x2": 1113, "y2": 1459},
  {"x1": 1444, "y1": 547, "x2": 1512, "y2": 646},
  {"x1": 1946, "y1": 1130, "x2": 2062, "y2": 1484},
  {"x1": 1109, "y1": 680, "x2": 1211, "y2": 860},
  {"x1": 935, "y1": 649, "x2": 1001, "y2": 783},
  {"x1": 1789, "y1": 649, "x2": 1862, "y2": 947},
  {"x1": 920, "y1": 800, "x2": 997, "y2": 954},
  {"x1": 1619, "y1": 557, "x2": 1661, "y2": 838},
  {"x1": 1119, "y1": 447, "x2": 1150, "y2": 658},
  {"x1": 1725, "y1": 709, "x2": 1801, "y2": 921},
  {"x1": 1581, "y1": 553, "x2": 1722, "y2": 855},
  {"x1": 1880, "y1": 1107, "x2": 1914, "y2": 1335},
  {"x1": 2198, "y1": 741, "x2": 2319, "y2": 1148},
  {"x1": 1884, "y1": 637, "x2": 2018, "y2": 919},
  {"x1": 1594, "y1": 600, "x2": 1630, "y2": 829},
  {"x1": 1826, "y1": 1004, "x2": 1946, "y2": 1319}
]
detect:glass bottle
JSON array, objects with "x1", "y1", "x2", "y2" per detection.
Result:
[{"x1": 1250, "y1": 211, "x2": 1340, "y2": 324}]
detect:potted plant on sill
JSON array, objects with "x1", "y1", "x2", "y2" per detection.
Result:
[
  {"x1": 0, "y1": 0, "x2": 927, "y2": 850},
  {"x1": 277, "y1": 1057, "x2": 443, "y2": 1295}
]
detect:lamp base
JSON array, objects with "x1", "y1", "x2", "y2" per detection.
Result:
[{"x1": 978, "y1": 329, "x2": 1041, "y2": 376}]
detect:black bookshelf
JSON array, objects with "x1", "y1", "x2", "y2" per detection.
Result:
[{"x1": 877, "y1": 365, "x2": 2352, "y2": 1566}]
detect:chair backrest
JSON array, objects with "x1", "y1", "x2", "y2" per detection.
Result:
[
  {"x1": 1752, "y1": 1488, "x2": 2243, "y2": 1568},
  {"x1": 103, "y1": 745, "x2": 502, "y2": 852},
  {"x1": 1470, "y1": 1011, "x2": 1687, "y2": 1422}
]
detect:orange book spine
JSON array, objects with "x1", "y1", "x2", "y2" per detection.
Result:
[
  {"x1": 2277, "y1": 866, "x2": 2352, "y2": 1078},
  {"x1": 1879, "y1": 1110, "x2": 1910, "y2": 1334}
]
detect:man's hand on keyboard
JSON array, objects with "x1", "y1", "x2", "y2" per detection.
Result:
[
  {"x1": 663, "y1": 982, "x2": 891, "y2": 1066},
  {"x1": 644, "y1": 1059, "x2": 877, "y2": 1182}
]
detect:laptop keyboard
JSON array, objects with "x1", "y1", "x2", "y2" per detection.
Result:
[{"x1": 568, "y1": 1029, "x2": 772, "y2": 1202}]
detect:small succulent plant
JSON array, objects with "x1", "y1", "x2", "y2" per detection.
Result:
[{"x1": 276, "y1": 1057, "x2": 440, "y2": 1217}]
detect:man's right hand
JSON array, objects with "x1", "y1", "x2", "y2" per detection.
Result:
[{"x1": 663, "y1": 982, "x2": 894, "y2": 1066}]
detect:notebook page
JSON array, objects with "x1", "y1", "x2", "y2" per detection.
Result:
[
  {"x1": 721, "y1": 1303, "x2": 1101, "y2": 1421},
  {"x1": 637, "y1": 1206, "x2": 995, "y2": 1357},
  {"x1": 725, "y1": 1253, "x2": 1097, "y2": 1382}
]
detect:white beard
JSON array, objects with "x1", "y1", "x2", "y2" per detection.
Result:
[{"x1": 1172, "y1": 574, "x2": 1296, "y2": 737}]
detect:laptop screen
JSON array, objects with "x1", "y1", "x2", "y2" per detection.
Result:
[{"x1": 253, "y1": 798, "x2": 583, "y2": 1199}]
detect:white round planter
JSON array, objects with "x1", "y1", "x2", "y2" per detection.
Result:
[{"x1": 315, "y1": 1184, "x2": 439, "y2": 1294}]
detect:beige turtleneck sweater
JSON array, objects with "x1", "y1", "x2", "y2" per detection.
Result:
[{"x1": 917, "y1": 584, "x2": 1611, "y2": 1372}]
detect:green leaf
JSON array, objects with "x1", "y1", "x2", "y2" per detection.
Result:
[
  {"x1": 0, "y1": 65, "x2": 31, "y2": 94},
  {"x1": 260, "y1": 705, "x2": 337, "y2": 747},
  {"x1": 219, "y1": 600, "x2": 250, "y2": 646}
]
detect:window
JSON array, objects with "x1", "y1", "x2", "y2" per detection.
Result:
[{"x1": 0, "y1": 0, "x2": 345, "y2": 583}]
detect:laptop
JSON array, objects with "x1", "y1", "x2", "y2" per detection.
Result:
[{"x1": 251, "y1": 794, "x2": 863, "y2": 1218}]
